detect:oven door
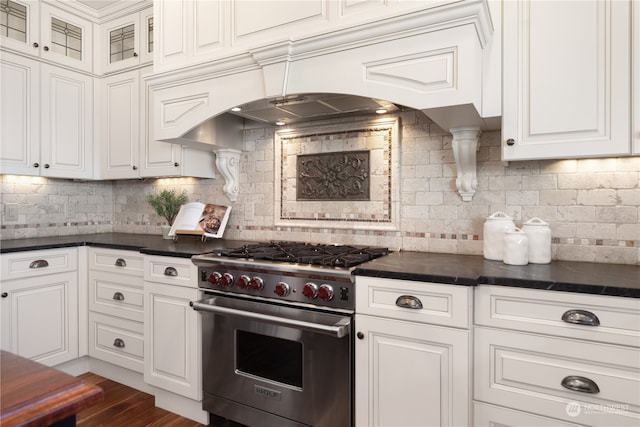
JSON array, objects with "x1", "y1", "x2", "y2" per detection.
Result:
[{"x1": 192, "y1": 295, "x2": 352, "y2": 427}]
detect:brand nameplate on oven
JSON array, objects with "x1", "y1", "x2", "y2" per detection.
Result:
[{"x1": 254, "y1": 385, "x2": 281, "y2": 400}]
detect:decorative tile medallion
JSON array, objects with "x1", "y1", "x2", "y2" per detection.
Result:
[
  {"x1": 274, "y1": 118, "x2": 400, "y2": 230},
  {"x1": 296, "y1": 150, "x2": 370, "y2": 201}
]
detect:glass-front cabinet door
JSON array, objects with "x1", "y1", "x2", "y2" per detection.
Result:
[
  {"x1": 100, "y1": 7, "x2": 153, "y2": 74},
  {"x1": 1, "y1": 1, "x2": 92, "y2": 72},
  {"x1": 0, "y1": 0, "x2": 39, "y2": 54}
]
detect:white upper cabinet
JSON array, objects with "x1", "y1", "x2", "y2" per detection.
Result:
[
  {"x1": 98, "y1": 66, "x2": 216, "y2": 179},
  {"x1": 0, "y1": 51, "x2": 93, "y2": 179},
  {"x1": 99, "y1": 6, "x2": 153, "y2": 74},
  {"x1": 502, "y1": 0, "x2": 632, "y2": 160},
  {"x1": 0, "y1": 1, "x2": 93, "y2": 73}
]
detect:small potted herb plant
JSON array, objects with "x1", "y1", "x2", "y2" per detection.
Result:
[{"x1": 147, "y1": 189, "x2": 189, "y2": 239}]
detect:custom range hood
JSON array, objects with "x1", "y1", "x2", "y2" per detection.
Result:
[{"x1": 147, "y1": 0, "x2": 500, "y2": 202}]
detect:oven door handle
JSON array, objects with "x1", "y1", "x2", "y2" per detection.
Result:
[{"x1": 190, "y1": 300, "x2": 350, "y2": 338}]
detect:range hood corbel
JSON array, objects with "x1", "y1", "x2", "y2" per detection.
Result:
[
  {"x1": 214, "y1": 149, "x2": 241, "y2": 202},
  {"x1": 450, "y1": 126, "x2": 481, "y2": 202}
]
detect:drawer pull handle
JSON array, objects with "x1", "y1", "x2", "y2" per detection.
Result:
[
  {"x1": 561, "y1": 309, "x2": 600, "y2": 326},
  {"x1": 29, "y1": 260, "x2": 49, "y2": 269},
  {"x1": 561, "y1": 375, "x2": 600, "y2": 394},
  {"x1": 112, "y1": 292, "x2": 125, "y2": 301},
  {"x1": 115, "y1": 258, "x2": 127, "y2": 267},
  {"x1": 395, "y1": 295, "x2": 423, "y2": 310},
  {"x1": 113, "y1": 338, "x2": 125, "y2": 348},
  {"x1": 164, "y1": 266, "x2": 178, "y2": 277}
]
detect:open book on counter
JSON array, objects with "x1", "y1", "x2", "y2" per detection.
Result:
[{"x1": 168, "y1": 202, "x2": 232, "y2": 239}]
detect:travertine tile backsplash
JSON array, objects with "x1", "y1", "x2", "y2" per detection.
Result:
[{"x1": 1, "y1": 111, "x2": 638, "y2": 264}]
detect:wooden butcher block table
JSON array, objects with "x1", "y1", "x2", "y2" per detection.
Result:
[{"x1": 0, "y1": 350, "x2": 103, "y2": 426}]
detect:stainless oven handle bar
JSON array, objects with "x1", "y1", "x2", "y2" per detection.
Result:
[{"x1": 190, "y1": 301, "x2": 350, "y2": 338}]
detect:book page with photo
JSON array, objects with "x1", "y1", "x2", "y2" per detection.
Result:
[{"x1": 168, "y1": 202, "x2": 232, "y2": 238}]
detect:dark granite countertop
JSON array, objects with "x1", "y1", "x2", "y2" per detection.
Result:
[
  {"x1": 354, "y1": 251, "x2": 640, "y2": 298},
  {"x1": 0, "y1": 233, "x2": 253, "y2": 258},
  {"x1": 2, "y1": 234, "x2": 639, "y2": 298}
]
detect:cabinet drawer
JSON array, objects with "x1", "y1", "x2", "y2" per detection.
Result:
[
  {"x1": 474, "y1": 402, "x2": 582, "y2": 427},
  {"x1": 475, "y1": 286, "x2": 640, "y2": 347},
  {"x1": 89, "y1": 248, "x2": 144, "y2": 276},
  {"x1": 144, "y1": 255, "x2": 197, "y2": 287},
  {"x1": 474, "y1": 326, "x2": 640, "y2": 426},
  {"x1": 89, "y1": 312, "x2": 144, "y2": 373},
  {"x1": 355, "y1": 276, "x2": 471, "y2": 328},
  {"x1": 89, "y1": 270, "x2": 144, "y2": 322},
  {"x1": 1, "y1": 248, "x2": 77, "y2": 280}
]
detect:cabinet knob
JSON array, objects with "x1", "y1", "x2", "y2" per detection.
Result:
[
  {"x1": 174, "y1": 162, "x2": 179, "y2": 167},
  {"x1": 133, "y1": 52, "x2": 138, "y2": 57},
  {"x1": 33, "y1": 162, "x2": 40, "y2": 168},
  {"x1": 112, "y1": 292, "x2": 125, "y2": 301},
  {"x1": 132, "y1": 165, "x2": 138, "y2": 170},
  {"x1": 33, "y1": 42, "x2": 39, "y2": 48},
  {"x1": 561, "y1": 309, "x2": 600, "y2": 326},
  {"x1": 164, "y1": 266, "x2": 178, "y2": 277},
  {"x1": 1, "y1": 292, "x2": 8, "y2": 298},
  {"x1": 506, "y1": 138, "x2": 515, "y2": 146},
  {"x1": 561, "y1": 375, "x2": 600, "y2": 394},
  {"x1": 115, "y1": 258, "x2": 127, "y2": 267},
  {"x1": 113, "y1": 338, "x2": 125, "y2": 348},
  {"x1": 43, "y1": 45, "x2": 49, "y2": 51},
  {"x1": 44, "y1": 163, "x2": 50, "y2": 168},
  {"x1": 356, "y1": 332, "x2": 364, "y2": 340}
]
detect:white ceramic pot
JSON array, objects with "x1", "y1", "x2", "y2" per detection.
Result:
[
  {"x1": 503, "y1": 228, "x2": 529, "y2": 265},
  {"x1": 523, "y1": 217, "x2": 551, "y2": 264},
  {"x1": 483, "y1": 211, "x2": 516, "y2": 260},
  {"x1": 161, "y1": 225, "x2": 172, "y2": 240}
]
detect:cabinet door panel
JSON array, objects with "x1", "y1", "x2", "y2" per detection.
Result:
[
  {"x1": 144, "y1": 281, "x2": 201, "y2": 400},
  {"x1": 40, "y1": 64, "x2": 93, "y2": 179},
  {"x1": 39, "y1": 3, "x2": 93, "y2": 72},
  {"x1": 503, "y1": 0, "x2": 631, "y2": 160},
  {"x1": 0, "y1": 52, "x2": 39, "y2": 175},
  {"x1": 355, "y1": 314, "x2": 470, "y2": 427},
  {"x1": 100, "y1": 70, "x2": 139, "y2": 179},
  {"x1": 0, "y1": 0, "x2": 39, "y2": 54},
  {"x1": 1, "y1": 272, "x2": 79, "y2": 367}
]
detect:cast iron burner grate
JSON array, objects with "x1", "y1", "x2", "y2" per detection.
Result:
[{"x1": 220, "y1": 242, "x2": 389, "y2": 268}]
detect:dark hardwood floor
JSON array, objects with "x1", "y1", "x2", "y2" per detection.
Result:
[{"x1": 76, "y1": 373, "x2": 206, "y2": 427}]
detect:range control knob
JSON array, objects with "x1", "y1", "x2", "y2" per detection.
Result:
[
  {"x1": 317, "y1": 284, "x2": 334, "y2": 301},
  {"x1": 219, "y1": 272, "x2": 234, "y2": 287},
  {"x1": 274, "y1": 282, "x2": 290, "y2": 297},
  {"x1": 236, "y1": 275, "x2": 250, "y2": 289},
  {"x1": 207, "y1": 272, "x2": 222, "y2": 285},
  {"x1": 302, "y1": 282, "x2": 318, "y2": 299},
  {"x1": 248, "y1": 276, "x2": 264, "y2": 291}
]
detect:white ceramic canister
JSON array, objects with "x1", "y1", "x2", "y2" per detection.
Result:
[
  {"x1": 503, "y1": 228, "x2": 529, "y2": 265},
  {"x1": 483, "y1": 211, "x2": 516, "y2": 260},
  {"x1": 523, "y1": 217, "x2": 551, "y2": 264}
]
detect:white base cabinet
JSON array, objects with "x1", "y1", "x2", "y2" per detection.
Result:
[
  {"x1": 88, "y1": 248, "x2": 145, "y2": 372},
  {"x1": 144, "y1": 255, "x2": 202, "y2": 401},
  {"x1": 355, "y1": 276, "x2": 471, "y2": 427},
  {"x1": 473, "y1": 286, "x2": 640, "y2": 427},
  {"x1": 0, "y1": 248, "x2": 79, "y2": 367}
]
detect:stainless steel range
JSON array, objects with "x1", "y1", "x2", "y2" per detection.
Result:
[{"x1": 191, "y1": 242, "x2": 389, "y2": 427}]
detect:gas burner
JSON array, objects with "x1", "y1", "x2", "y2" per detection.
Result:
[{"x1": 220, "y1": 241, "x2": 389, "y2": 268}]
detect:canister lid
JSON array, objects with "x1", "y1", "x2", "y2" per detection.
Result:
[{"x1": 524, "y1": 217, "x2": 548, "y2": 226}]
